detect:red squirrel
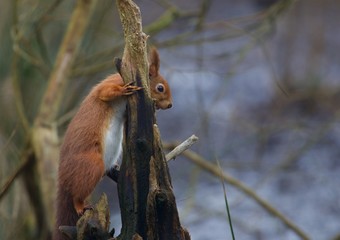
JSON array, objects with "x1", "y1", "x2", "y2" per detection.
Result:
[{"x1": 54, "y1": 48, "x2": 172, "y2": 240}]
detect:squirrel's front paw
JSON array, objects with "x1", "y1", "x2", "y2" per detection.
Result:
[{"x1": 122, "y1": 81, "x2": 143, "y2": 95}]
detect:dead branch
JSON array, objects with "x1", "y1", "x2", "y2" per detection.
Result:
[
  {"x1": 165, "y1": 135, "x2": 199, "y2": 161},
  {"x1": 0, "y1": 147, "x2": 31, "y2": 200},
  {"x1": 59, "y1": 194, "x2": 112, "y2": 240},
  {"x1": 115, "y1": 0, "x2": 190, "y2": 239},
  {"x1": 114, "y1": 1, "x2": 150, "y2": 238}
]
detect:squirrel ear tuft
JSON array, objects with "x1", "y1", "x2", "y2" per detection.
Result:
[{"x1": 149, "y1": 47, "x2": 160, "y2": 77}]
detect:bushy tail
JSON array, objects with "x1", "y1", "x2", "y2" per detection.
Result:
[{"x1": 53, "y1": 188, "x2": 79, "y2": 240}]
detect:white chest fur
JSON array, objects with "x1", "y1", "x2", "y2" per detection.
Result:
[{"x1": 103, "y1": 100, "x2": 126, "y2": 170}]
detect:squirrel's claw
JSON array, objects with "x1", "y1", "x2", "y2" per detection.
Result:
[{"x1": 122, "y1": 82, "x2": 143, "y2": 95}]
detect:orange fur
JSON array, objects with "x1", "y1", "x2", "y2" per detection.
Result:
[{"x1": 53, "y1": 48, "x2": 172, "y2": 240}]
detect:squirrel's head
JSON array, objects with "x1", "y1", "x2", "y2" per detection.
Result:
[{"x1": 149, "y1": 47, "x2": 172, "y2": 110}]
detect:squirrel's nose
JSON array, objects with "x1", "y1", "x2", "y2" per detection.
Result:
[{"x1": 167, "y1": 103, "x2": 172, "y2": 108}]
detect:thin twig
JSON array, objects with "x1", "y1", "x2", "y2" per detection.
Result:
[
  {"x1": 0, "y1": 127, "x2": 17, "y2": 154},
  {"x1": 165, "y1": 135, "x2": 198, "y2": 161},
  {"x1": 56, "y1": 108, "x2": 78, "y2": 127},
  {"x1": 10, "y1": 2, "x2": 31, "y2": 135},
  {"x1": 164, "y1": 144, "x2": 310, "y2": 240},
  {"x1": 257, "y1": 110, "x2": 340, "y2": 187},
  {"x1": 0, "y1": 148, "x2": 32, "y2": 200}
]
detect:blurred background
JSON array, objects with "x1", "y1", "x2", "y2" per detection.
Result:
[{"x1": 1, "y1": 0, "x2": 340, "y2": 239}]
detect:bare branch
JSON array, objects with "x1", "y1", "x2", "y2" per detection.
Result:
[
  {"x1": 164, "y1": 145, "x2": 310, "y2": 240},
  {"x1": 165, "y1": 135, "x2": 199, "y2": 161},
  {"x1": 0, "y1": 148, "x2": 31, "y2": 200}
]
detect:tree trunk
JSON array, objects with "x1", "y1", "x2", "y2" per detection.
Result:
[{"x1": 115, "y1": 0, "x2": 190, "y2": 239}]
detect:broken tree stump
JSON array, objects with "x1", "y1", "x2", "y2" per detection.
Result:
[{"x1": 115, "y1": 0, "x2": 190, "y2": 239}]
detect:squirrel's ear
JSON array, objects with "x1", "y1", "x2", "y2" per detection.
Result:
[{"x1": 149, "y1": 47, "x2": 160, "y2": 77}]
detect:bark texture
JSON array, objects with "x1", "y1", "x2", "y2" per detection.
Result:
[{"x1": 116, "y1": 0, "x2": 190, "y2": 239}]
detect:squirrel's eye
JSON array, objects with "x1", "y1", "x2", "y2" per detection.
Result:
[{"x1": 156, "y1": 83, "x2": 165, "y2": 93}]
